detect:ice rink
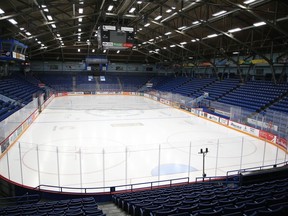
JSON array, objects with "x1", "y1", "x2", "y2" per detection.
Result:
[{"x1": 0, "y1": 95, "x2": 286, "y2": 192}]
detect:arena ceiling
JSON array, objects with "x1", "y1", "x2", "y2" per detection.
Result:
[{"x1": 0, "y1": 0, "x2": 288, "y2": 64}]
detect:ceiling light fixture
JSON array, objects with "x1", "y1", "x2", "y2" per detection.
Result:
[
  {"x1": 107, "y1": 5, "x2": 113, "y2": 11},
  {"x1": 129, "y1": 7, "x2": 136, "y2": 13},
  {"x1": 243, "y1": 0, "x2": 256, "y2": 4},
  {"x1": 178, "y1": 26, "x2": 187, "y2": 30},
  {"x1": 164, "y1": 31, "x2": 172, "y2": 35},
  {"x1": 170, "y1": 44, "x2": 176, "y2": 47},
  {"x1": 207, "y1": 34, "x2": 218, "y2": 38},
  {"x1": 228, "y1": 27, "x2": 241, "y2": 33},
  {"x1": 25, "y1": 32, "x2": 32, "y2": 36},
  {"x1": 253, "y1": 21, "x2": 266, "y2": 27},
  {"x1": 79, "y1": 8, "x2": 83, "y2": 13},
  {"x1": 144, "y1": 23, "x2": 150, "y2": 27},
  {"x1": 0, "y1": 8, "x2": 5, "y2": 14},
  {"x1": 78, "y1": 17, "x2": 83, "y2": 22},
  {"x1": 154, "y1": 15, "x2": 162, "y2": 21},
  {"x1": 47, "y1": 15, "x2": 53, "y2": 21},
  {"x1": 166, "y1": 9, "x2": 172, "y2": 13},
  {"x1": 51, "y1": 24, "x2": 56, "y2": 28},
  {"x1": 8, "y1": 19, "x2": 18, "y2": 25},
  {"x1": 212, "y1": 10, "x2": 227, "y2": 17}
]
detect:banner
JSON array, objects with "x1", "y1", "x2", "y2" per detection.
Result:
[
  {"x1": 276, "y1": 137, "x2": 287, "y2": 149},
  {"x1": 259, "y1": 130, "x2": 276, "y2": 143},
  {"x1": 219, "y1": 118, "x2": 228, "y2": 125},
  {"x1": 207, "y1": 114, "x2": 219, "y2": 123},
  {"x1": 190, "y1": 108, "x2": 198, "y2": 115}
]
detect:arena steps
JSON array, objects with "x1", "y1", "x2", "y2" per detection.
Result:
[{"x1": 98, "y1": 202, "x2": 131, "y2": 216}]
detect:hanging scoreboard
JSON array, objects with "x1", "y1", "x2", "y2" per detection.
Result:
[{"x1": 98, "y1": 25, "x2": 134, "y2": 50}]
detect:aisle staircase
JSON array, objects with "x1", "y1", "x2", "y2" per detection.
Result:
[
  {"x1": 95, "y1": 76, "x2": 100, "y2": 91},
  {"x1": 98, "y1": 202, "x2": 130, "y2": 216},
  {"x1": 117, "y1": 77, "x2": 123, "y2": 90}
]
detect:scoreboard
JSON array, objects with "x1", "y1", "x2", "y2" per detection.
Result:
[{"x1": 98, "y1": 25, "x2": 134, "y2": 50}]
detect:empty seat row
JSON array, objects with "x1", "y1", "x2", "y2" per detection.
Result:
[
  {"x1": 0, "y1": 197, "x2": 105, "y2": 216},
  {"x1": 113, "y1": 178, "x2": 288, "y2": 216}
]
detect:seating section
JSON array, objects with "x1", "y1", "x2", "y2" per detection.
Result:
[
  {"x1": 0, "y1": 100, "x2": 21, "y2": 122},
  {"x1": 153, "y1": 77, "x2": 190, "y2": 93},
  {"x1": 0, "y1": 76, "x2": 42, "y2": 105},
  {"x1": 2, "y1": 74, "x2": 288, "y2": 122},
  {"x1": 98, "y1": 75, "x2": 121, "y2": 92},
  {"x1": 216, "y1": 80, "x2": 288, "y2": 112},
  {"x1": 76, "y1": 74, "x2": 97, "y2": 92},
  {"x1": 200, "y1": 79, "x2": 240, "y2": 101},
  {"x1": 173, "y1": 78, "x2": 216, "y2": 98},
  {"x1": 113, "y1": 178, "x2": 288, "y2": 216},
  {"x1": 0, "y1": 197, "x2": 105, "y2": 216},
  {"x1": 267, "y1": 95, "x2": 288, "y2": 114},
  {"x1": 119, "y1": 75, "x2": 152, "y2": 91},
  {"x1": 0, "y1": 75, "x2": 43, "y2": 122},
  {"x1": 36, "y1": 73, "x2": 73, "y2": 91}
]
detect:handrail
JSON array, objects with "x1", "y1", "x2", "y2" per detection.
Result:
[
  {"x1": 34, "y1": 177, "x2": 190, "y2": 194},
  {"x1": 226, "y1": 160, "x2": 288, "y2": 176},
  {"x1": 195, "y1": 176, "x2": 227, "y2": 183}
]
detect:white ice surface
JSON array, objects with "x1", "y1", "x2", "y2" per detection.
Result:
[{"x1": 0, "y1": 95, "x2": 286, "y2": 192}]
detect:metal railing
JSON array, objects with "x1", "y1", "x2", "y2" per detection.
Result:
[{"x1": 34, "y1": 177, "x2": 190, "y2": 194}]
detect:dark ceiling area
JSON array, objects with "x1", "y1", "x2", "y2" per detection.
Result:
[{"x1": 0, "y1": 0, "x2": 287, "y2": 63}]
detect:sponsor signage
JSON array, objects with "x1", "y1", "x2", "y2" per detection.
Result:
[
  {"x1": 259, "y1": 130, "x2": 276, "y2": 143},
  {"x1": 190, "y1": 108, "x2": 198, "y2": 115},
  {"x1": 121, "y1": 27, "x2": 134, "y2": 32},
  {"x1": 102, "y1": 25, "x2": 116, "y2": 31},
  {"x1": 243, "y1": 125, "x2": 260, "y2": 137},
  {"x1": 180, "y1": 105, "x2": 191, "y2": 112},
  {"x1": 229, "y1": 121, "x2": 244, "y2": 131},
  {"x1": 199, "y1": 111, "x2": 205, "y2": 117},
  {"x1": 219, "y1": 118, "x2": 228, "y2": 125},
  {"x1": 152, "y1": 96, "x2": 158, "y2": 101},
  {"x1": 1, "y1": 139, "x2": 9, "y2": 153},
  {"x1": 207, "y1": 114, "x2": 219, "y2": 123},
  {"x1": 276, "y1": 137, "x2": 287, "y2": 149}
]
